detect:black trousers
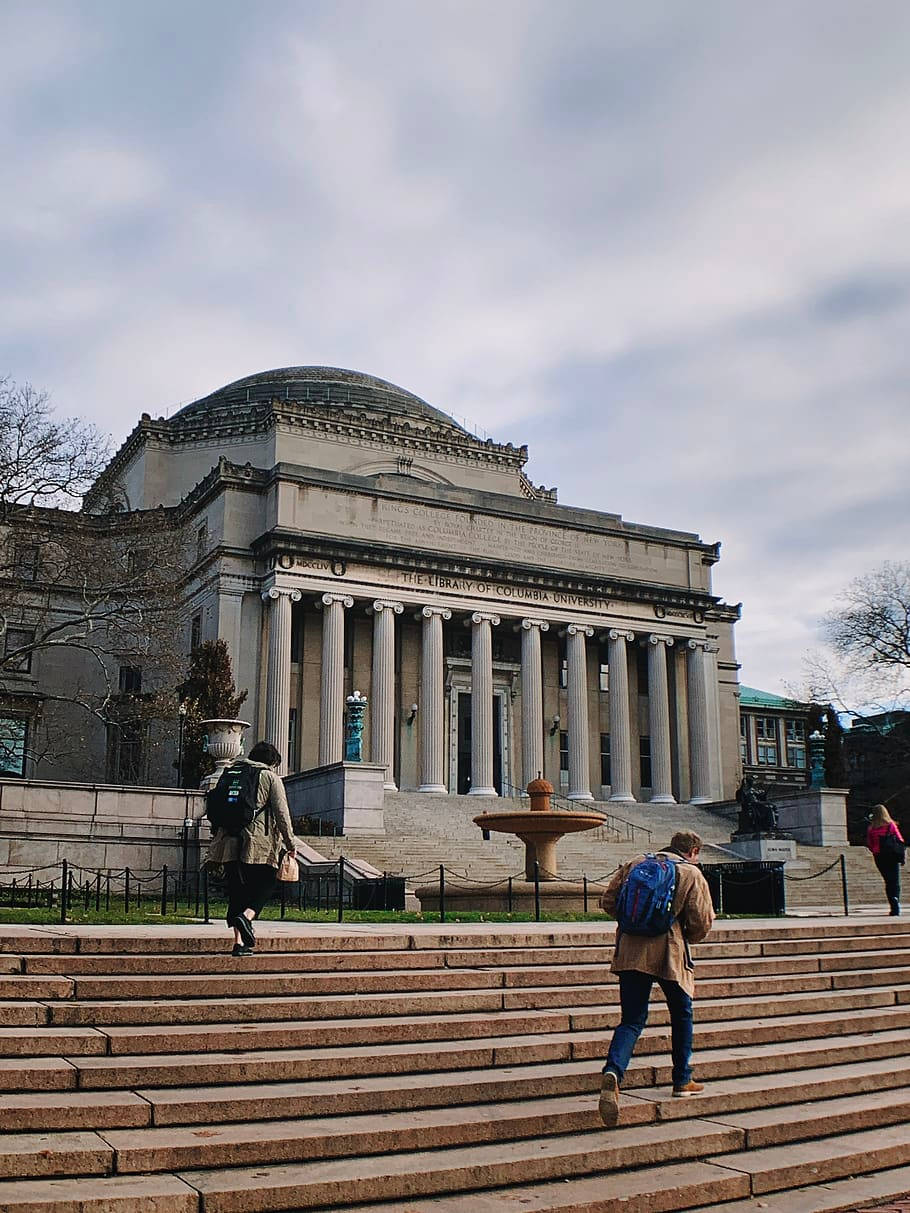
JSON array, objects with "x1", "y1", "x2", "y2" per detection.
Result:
[
  {"x1": 223, "y1": 861, "x2": 278, "y2": 924},
  {"x1": 874, "y1": 854, "x2": 902, "y2": 914}
]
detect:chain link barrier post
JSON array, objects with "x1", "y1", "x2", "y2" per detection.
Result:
[
  {"x1": 59, "y1": 859, "x2": 68, "y2": 923},
  {"x1": 439, "y1": 866, "x2": 446, "y2": 923},
  {"x1": 840, "y1": 853, "x2": 849, "y2": 916}
]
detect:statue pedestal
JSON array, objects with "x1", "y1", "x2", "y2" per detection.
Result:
[{"x1": 728, "y1": 834, "x2": 797, "y2": 863}]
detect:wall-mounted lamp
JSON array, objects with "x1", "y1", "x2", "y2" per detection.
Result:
[
  {"x1": 407, "y1": 703, "x2": 419, "y2": 725},
  {"x1": 549, "y1": 714, "x2": 561, "y2": 736}
]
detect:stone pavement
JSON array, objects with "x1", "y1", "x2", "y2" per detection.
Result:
[{"x1": 1, "y1": 916, "x2": 910, "y2": 1210}]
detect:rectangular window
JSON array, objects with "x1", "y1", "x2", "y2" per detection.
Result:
[
  {"x1": 106, "y1": 721, "x2": 144, "y2": 784},
  {"x1": 559, "y1": 658, "x2": 568, "y2": 689},
  {"x1": 740, "y1": 714, "x2": 750, "y2": 764},
  {"x1": 4, "y1": 627, "x2": 35, "y2": 674},
  {"x1": 756, "y1": 742, "x2": 778, "y2": 765},
  {"x1": 600, "y1": 733, "x2": 611, "y2": 786},
  {"x1": 787, "y1": 744, "x2": 807, "y2": 768},
  {"x1": 558, "y1": 730, "x2": 569, "y2": 771},
  {"x1": 14, "y1": 544, "x2": 39, "y2": 581},
  {"x1": 639, "y1": 736, "x2": 652, "y2": 787},
  {"x1": 190, "y1": 613, "x2": 202, "y2": 652},
  {"x1": 785, "y1": 719, "x2": 806, "y2": 742},
  {"x1": 118, "y1": 666, "x2": 142, "y2": 694},
  {"x1": 0, "y1": 716, "x2": 28, "y2": 776},
  {"x1": 196, "y1": 523, "x2": 208, "y2": 562},
  {"x1": 599, "y1": 663, "x2": 609, "y2": 693},
  {"x1": 755, "y1": 716, "x2": 778, "y2": 740},
  {"x1": 288, "y1": 708, "x2": 298, "y2": 773}
]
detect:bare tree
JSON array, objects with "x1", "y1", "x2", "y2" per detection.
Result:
[
  {"x1": 824, "y1": 561, "x2": 910, "y2": 676},
  {"x1": 0, "y1": 377, "x2": 110, "y2": 519},
  {"x1": 0, "y1": 378, "x2": 188, "y2": 778}
]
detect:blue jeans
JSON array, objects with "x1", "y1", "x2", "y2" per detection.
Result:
[{"x1": 604, "y1": 969, "x2": 693, "y2": 1087}]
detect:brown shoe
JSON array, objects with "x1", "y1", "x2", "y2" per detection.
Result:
[
  {"x1": 598, "y1": 1069, "x2": 620, "y2": 1126},
  {"x1": 672, "y1": 1079, "x2": 705, "y2": 1097}
]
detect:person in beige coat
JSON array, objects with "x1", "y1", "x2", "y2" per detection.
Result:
[
  {"x1": 205, "y1": 741, "x2": 297, "y2": 956},
  {"x1": 597, "y1": 830, "x2": 715, "y2": 1125}
]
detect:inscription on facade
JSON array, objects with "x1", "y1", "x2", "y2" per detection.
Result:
[
  {"x1": 400, "y1": 572, "x2": 608, "y2": 610},
  {"x1": 294, "y1": 486, "x2": 693, "y2": 587}
]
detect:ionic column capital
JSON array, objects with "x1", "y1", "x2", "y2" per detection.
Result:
[
  {"x1": 261, "y1": 586, "x2": 302, "y2": 604},
  {"x1": 372, "y1": 599, "x2": 404, "y2": 615},
  {"x1": 419, "y1": 605, "x2": 452, "y2": 621},
  {"x1": 608, "y1": 629, "x2": 635, "y2": 642},
  {"x1": 469, "y1": 611, "x2": 501, "y2": 626},
  {"x1": 686, "y1": 638, "x2": 718, "y2": 653},
  {"x1": 567, "y1": 623, "x2": 594, "y2": 638},
  {"x1": 648, "y1": 633, "x2": 675, "y2": 648},
  {"x1": 520, "y1": 617, "x2": 550, "y2": 632},
  {"x1": 321, "y1": 592, "x2": 354, "y2": 609}
]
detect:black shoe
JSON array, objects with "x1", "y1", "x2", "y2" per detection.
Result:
[
  {"x1": 231, "y1": 944, "x2": 254, "y2": 957},
  {"x1": 231, "y1": 915, "x2": 256, "y2": 947}
]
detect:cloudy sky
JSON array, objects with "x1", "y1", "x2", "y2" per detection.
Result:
[{"x1": 2, "y1": 0, "x2": 908, "y2": 695}]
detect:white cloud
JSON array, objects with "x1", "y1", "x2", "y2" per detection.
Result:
[{"x1": 1, "y1": 0, "x2": 909, "y2": 696}]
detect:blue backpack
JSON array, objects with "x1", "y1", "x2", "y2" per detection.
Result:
[{"x1": 615, "y1": 854, "x2": 679, "y2": 936}]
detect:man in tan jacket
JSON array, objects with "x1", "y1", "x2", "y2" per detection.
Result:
[{"x1": 598, "y1": 830, "x2": 715, "y2": 1126}]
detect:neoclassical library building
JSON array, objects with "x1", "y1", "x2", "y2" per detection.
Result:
[{"x1": 6, "y1": 366, "x2": 743, "y2": 805}]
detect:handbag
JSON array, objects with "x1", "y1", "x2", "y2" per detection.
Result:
[
  {"x1": 880, "y1": 829, "x2": 906, "y2": 865},
  {"x1": 277, "y1": 851, "x2": 299, "y2": 882}
]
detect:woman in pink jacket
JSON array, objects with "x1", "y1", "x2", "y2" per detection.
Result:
[{"x1": 866, "y1": 804, "x2": 905, "y2": 916}]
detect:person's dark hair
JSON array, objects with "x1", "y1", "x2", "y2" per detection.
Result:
[{"x1": 248, "y1": 741, "x2": 282, "y2": 768}]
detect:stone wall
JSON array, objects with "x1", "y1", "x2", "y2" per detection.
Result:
[{"x1": 0, "y1": 778, "x2": 206, "y2": 875}]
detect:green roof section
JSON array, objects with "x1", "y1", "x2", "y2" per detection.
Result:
[{"x1": 739, "y1": 685, "x2": 806, "y2": 710}]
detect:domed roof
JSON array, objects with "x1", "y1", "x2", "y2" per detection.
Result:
[{"x1": 174, "y1": 366, "x2": 467, "y2": 432}]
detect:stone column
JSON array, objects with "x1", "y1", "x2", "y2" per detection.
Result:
[
  {"x1": 566, "y1": 623, "x2": 594, "y2": 801},
  {"x1": 686, "y1": 640, "x2": 713, "y2": 804},
  {"x1": 468, "y1": 611, "x2": 500, "y2": 796},
  {"x1": 217, "y1": 590, "x2": 244, "y2": 682},
  {"x1": 647, "y1": 634, "x2": 676, "y2": 804},
  {"x1": 705, "y1": 642, "x2": 723, "y2": 800},
  {"x1": 318, "y1": 592, "x2": 354, "y2": 767},
  {"x1": 418, "y1": 605, "x2": 451, "y2": 793},
  {"x1": 520, "y1": 618, "x2": 549, "y2": 788},
  {"x1": 371, "y1": 599, "x2": 403, "y2": 790},
  {"x1": 607, "y1": 629, "x2": 635, "y2": 804},
  {"x1": 261, "y1": 586, "x2": 302, "y2": 772}
]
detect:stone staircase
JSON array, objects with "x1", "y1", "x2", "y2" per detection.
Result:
[
  {"x1": 306, "y1": 791, "x2": 888, "y2": 912},
  {"x1": 1, "y1": 919, "x2": 910, "y2": 1209}
]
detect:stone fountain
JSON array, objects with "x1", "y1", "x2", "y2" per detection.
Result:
[{"x1": 414, "y1": 778, "x2": 607, "y2": 914}]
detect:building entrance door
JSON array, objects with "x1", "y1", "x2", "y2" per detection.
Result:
[{"x1": 454, "y1": 691, "x2": 503, "y2": 794}]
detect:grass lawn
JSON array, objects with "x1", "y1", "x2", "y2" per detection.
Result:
[{"x1": 0, "y1": 903, "x2": 614, "y2": 926}]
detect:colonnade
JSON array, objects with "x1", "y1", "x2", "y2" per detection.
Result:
[{"x1": 259, "y1": 587, "x2": 720, "y2": 802}]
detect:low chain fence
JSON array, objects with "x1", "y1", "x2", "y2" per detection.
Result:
[{"x1": 0, "y1": 851, "x2": 855, "y2": 924}]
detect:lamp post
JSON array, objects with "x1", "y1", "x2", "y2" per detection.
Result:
[
  {"x1": 176, "y1": 703, "x2": 188, "y2": 788},
  {"x1": 181, "y1": 816, "x2": 194, "y2": 880},
  {"x1": 344, "y1": 691, "x2": 368, "y2": 762}
]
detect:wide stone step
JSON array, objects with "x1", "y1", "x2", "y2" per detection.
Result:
[
  {"x1": 338, "y1": 1160, "x2": 910, "y2": 1212},
  {"x1": 60, "y1": 986, "x2": 905, "y2": 1056},
  {"x1": 0, "y1": 1175, "x2": 198, "y2": 1211},
  {"x1": 175, "y1": 1120, "x2": 745, "y2": 1211},
  {"x1": 29, "y1": 1051, "x2": 889, "y2": 1134},
  {"x1": 49, "y1": 965, "x2": 907, "y2": 1027},
  {"x1": 96, "y1": 1092, "x2": 646, "y2": 1175},
  {"x1": 686, "y1": 1160, "x2": 910, "y2": 1212},
  {"x1": 708, "y1": 1120, "x2": 910, "y2": 1195}
]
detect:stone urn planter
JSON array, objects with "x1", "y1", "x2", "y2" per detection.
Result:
[{"x1": 199, "y1": 719, "x2": 251, "y2": 790}]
